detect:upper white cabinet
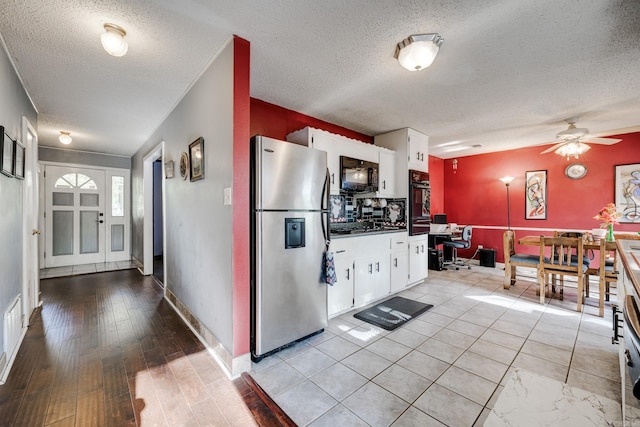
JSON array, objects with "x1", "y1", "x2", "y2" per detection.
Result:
[
  {"x1": 287, "y1": 127, "x2": 340, "y2": 193},
  {"x1": 287, "y1": 127, "x2": 395, "y2": 196},
  {"x1": 377, "y1": 150, "x2": 396, "y2": 197},
  {"x1": 374, "y1": 128, "x2": 429, "y2": 198},
  {"x1": 407, "y1": 129, "x2": 429, "y2": 172}
]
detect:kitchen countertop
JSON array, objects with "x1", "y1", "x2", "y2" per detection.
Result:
[{"x1": 330, "y1": 228, "x2": 407, "y2": 239}]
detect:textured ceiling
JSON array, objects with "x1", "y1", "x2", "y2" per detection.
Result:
[{"x1": 0, "y1": 0, "x2": 639, "y2": 158}]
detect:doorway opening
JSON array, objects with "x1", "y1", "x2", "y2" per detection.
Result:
[
  {"x1": 142, "y1": 142, "x2": 165, "y2": 286},
  {"x1": 153, "y1": 159, "x2": 164, "y2": 284}
]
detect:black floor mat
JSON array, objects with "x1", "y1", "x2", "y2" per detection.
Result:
[{"x1": 353, "y1": 296, "x2": 433, "y2": 331}]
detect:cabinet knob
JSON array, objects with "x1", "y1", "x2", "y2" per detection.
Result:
[
  {"x1": 368, "y1": 263, "x2": 373, "y2": 274},
  {"x1": 331, "y1": 172, "x2": 335, "y2": 184},
  {"x1": 346, "y1": 268, "x2": 350, "y2": 280}
]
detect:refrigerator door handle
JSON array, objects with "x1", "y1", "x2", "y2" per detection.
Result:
[{"x1": 321, "y1": 168, "x2": 330, "y2": 245}]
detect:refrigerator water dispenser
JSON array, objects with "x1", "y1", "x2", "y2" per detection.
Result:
[{"x1": 285, "y1": 218, "x2": 305, "y2": 248}]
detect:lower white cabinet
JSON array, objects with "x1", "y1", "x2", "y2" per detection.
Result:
[
  {"x1": 354, "y1": 255, "x2": 390, "y2": 306},
  {"x1": 409, "y1": 235, "x2": 429, "y2": 285},
  {"x1": 328, "y1": 249, "x2": 355, "y2": 317},
  {"x1": 328, "y1": 232, "x2": 412, "y2": 317},
  {"x1": 390, "y1": 233, "x2": 409, "y2": 292}
]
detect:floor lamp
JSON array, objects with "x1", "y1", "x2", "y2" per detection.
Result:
[{"x1": 499, "y1": 176, "x2": 515, "y2": 230}]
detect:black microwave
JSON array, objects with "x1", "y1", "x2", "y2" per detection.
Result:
[{"x1": 340, "y1": 156, "x2": 379, "y2": 192}]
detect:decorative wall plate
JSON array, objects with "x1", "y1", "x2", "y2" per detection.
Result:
[
  {"x1": 565, "y1": 163, "x2": 587, "y2": 180},
  {"x1": 179, "y1": 152, "x2": 189, "y2": 180}
]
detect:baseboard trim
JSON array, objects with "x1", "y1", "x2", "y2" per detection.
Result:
[
  {"x1": 0, "y1": 326, "x2": 28, "y2": 385},
  {"x1": 163, "y1": 287, "x2": 250, "y2": 378}
]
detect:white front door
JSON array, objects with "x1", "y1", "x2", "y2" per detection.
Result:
[{"x1": 44, "y1": 165, "x2": 106, "y2": 267}]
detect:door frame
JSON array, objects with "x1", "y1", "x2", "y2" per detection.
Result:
[
  {"x1": 39, "y1": 161, "x2": 131, "y2": 267},
  {"x1": 142, "y1": 142, "x2": 165, "y2": 279},
  {"x1": 21, "y1": 116, "x2": 40, "y2": 323}
]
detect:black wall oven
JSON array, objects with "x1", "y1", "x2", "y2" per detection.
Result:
[{"x1": 408, "y1": 170, "x2": 430, "y2": 235}]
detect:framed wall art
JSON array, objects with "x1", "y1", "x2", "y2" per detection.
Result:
[
  {"x1": 13, "y1": 140, "x2": 25, "y2": 179},
  {"x1": 525, "y1": 170, "x2": 547, "y2": 220},
  {"x1": 189, "y1": 137, "x2": 204, "y2": 182},
  {"x1": 164, "y1": 160, "x2": 174, "y2": 179},
  {"x1": 614, "y1": 163, "x2": 640, "y2": 223},
  {"x1": 1, "y1": 127, "x2": 15, "y2": 177},
  {"x1": 179, "y1": 152, "x2": 189, "y2": 180}
]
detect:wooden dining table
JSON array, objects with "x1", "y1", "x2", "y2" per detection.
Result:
[
  {"x1": 518, "y1": 235, "x2": 616, "y2": 314},
  {"x1": 518, "y1": 235, "x2": 606, "y2": 251}
]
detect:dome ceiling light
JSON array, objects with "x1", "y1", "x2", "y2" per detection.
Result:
[
  {"x1": 395, "y1": 33, "x2": 444, "y2": 71},
  {"x1": 59, "y1": 131, "x2": 72, "y2": 145},
  {"x1": 101, "y1": 23, "x2": 128, "y2": 57}
]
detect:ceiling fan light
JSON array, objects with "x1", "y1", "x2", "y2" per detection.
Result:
[
  {"x1": 101, "y1": 23, "x2": 128, "y2": 57},
  {"x1": 395, "y1": 34, "x2": 443, "y2": 71},
  {"x1": 555, "y1": 141, "x2": 590, "y2": 159},
  {"x1": 59, "y1": 131, "x2": 72, "y2": 145}
]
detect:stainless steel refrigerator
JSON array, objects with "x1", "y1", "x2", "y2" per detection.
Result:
[{"x1": 250, "y1": 135, "x2": 329, "y2": 362}]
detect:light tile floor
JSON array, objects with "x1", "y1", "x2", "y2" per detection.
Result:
[
  {"x1": 250, "y1": 265, "x2": 639, "y2": 426},
  {"x1": 39, "y1": 259, "x2": 139, "y2": 279}
]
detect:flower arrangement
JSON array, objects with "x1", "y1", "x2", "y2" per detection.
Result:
[{"x1": 593, "y1": 203, "x2": 622, "y2": 241}]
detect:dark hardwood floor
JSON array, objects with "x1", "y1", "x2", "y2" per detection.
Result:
[{"x1": 0, "y1": 269, "x2": 290, "y2": 427}]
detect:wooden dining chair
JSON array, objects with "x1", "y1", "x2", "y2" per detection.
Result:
[
  {"x1": 503, "y1": 230, "x2": 543, "y2": 289},
  {"x1": 537, "y1": 235, "x2": 589, "y2": 311},
  {"x1": 585, "y1": 239, "x2": 618, "y2": 317}
]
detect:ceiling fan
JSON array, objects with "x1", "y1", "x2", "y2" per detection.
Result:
[{"x1": 540, "y1": 120, "x2": 622, "y2": 158}]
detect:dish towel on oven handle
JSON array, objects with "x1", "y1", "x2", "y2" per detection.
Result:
[{"x1": 323, "y1": 240, "x2": 337, "y2": 286}]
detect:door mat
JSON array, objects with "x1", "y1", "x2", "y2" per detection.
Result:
[{"x1": 353, "y1": 296, "x2": 433, "y2": 331}]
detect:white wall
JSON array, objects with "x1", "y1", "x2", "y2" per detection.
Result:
[
  {"x1": 0, "y1": 39, "x2": 37, "y2": 368},
  {"x1": 131, "y1": 40, "x2": 235, "y2": 353}
]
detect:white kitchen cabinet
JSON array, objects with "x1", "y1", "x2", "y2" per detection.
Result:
[
  {"x1": 390, "y1": 233, "x2": 409, "y2": 292},
  {"x1": 407, "y1": 128, "x2": 429, "y2": 172},
  {"x1": 287, "y1": 127, "x2": 341, "y2": 194},
  {"x1": 408, "y1": 235, "x2": 429, "y2": 285},
  {"x1": 287, "y1": 127, "x2": 395, "y2": 196},
  {"x1": 377, "y1": 150, "x2": 396, "y2": 197},
  {"x1": 374, "y1": 127, "x2": 429, "y2": 198},
  {"x1": 354, "y1": 254, "x2": 390, "y2": 306},
  {"x1": 329, "y1": 232, "x2": 415, "y2": 315},
  {"x1": 328, "y1": 242, "x2": 355, "y2": 317}
]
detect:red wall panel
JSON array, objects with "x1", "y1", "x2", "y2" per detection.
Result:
[
  {"x1": 233, "y1": 36, "x2": 251, "y2": 356},
  {"x1": 250, "y1": 98, "x2": 373, "y2": 143},
  {"x1": 428, "y1": 156, "x2": 445, "y2": 214},
  {"x1": 443, "y1": 134, "x2": 640, "y2": 261}
]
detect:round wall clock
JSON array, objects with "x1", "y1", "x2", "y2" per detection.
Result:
[
  {"x1": 565, "y1": 163, "x2": 587, "y2": 179},
  {"x1": 179, "y1": 152, "x2": 189, "y2": 180}
]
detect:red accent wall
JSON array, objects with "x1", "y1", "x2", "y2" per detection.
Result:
[
  {"x1": 428, "y1": 155, "x2": 445, "y2": 215},
  {"x1": 250, "y1": 98, "x2": 373, "y2": 143},
  {"x1": 233, "y1": 36, "x2": 251, "y2": 356},
  {"x1": 442, "y1": 134, "x2": 640, "y2": 262}
]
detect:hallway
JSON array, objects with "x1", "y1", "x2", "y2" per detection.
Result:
[{"x1": 0, "y1": 270, "x2": 263, "y2": 426}]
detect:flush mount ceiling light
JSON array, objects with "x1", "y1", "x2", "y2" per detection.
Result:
[
  {"x1": 555, "y1": 140, "x2": 590, "y2": 160},
  {"x1": 101, "y1": 23, "x2": 128, "y2": 57},
  {"x1": 59, "y1": 131, "x2": 72, "y2": 145},
  {"x1": 395, "y1": 33, "x2": 444, "y2": 71}
]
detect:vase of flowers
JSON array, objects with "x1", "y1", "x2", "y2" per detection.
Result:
[{"x1": 593, "y1": 203, "x2": 621, "y2": 241}]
